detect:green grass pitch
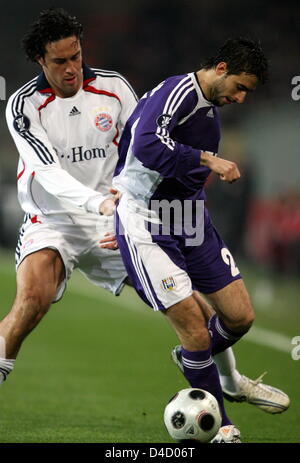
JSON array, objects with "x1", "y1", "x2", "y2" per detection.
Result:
[{"x1": 0, "y1": 249, "x2": 299, "y2": 443}]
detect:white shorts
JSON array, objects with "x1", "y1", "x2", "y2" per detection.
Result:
[
  {"x1": 16, "y1": 212, "x2": 127, "y2": 302},
  {"x1": 116, "y1": 194, "x2": 193, "y2": 310}
]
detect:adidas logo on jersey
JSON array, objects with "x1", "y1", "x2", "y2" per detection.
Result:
[
  {"x1": 69, "y1": 106, "x2": 81, "y2": 116},
  {"x1": 206, "y1": 108, "x2": 214, "y2": 118}
]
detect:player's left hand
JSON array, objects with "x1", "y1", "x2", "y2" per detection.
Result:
[
  {"x1": 200, "y1": 151, "x2": 241, "y2": 183},
  {"x1": 99, "y1": 232, "x2": 119, "y2": 250}
]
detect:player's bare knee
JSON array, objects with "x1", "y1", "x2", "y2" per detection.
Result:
[
  {"x1": 227, "y1": 309, "x2": 255, "y2": 334},
  {"x1": 241, "y1": 305, "x2": 255, "y2": 330}
]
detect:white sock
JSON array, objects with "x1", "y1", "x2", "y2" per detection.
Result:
[
  {"x1": 0, "y1": 358, "x2": 15, "y2": 385},
  {"x1": 213, "y1": 348, "x2": 242, "y2": 394}
]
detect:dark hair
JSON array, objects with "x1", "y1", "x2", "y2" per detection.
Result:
[
  {"x1": 22, "y1": 8, "x2": 83, "y2": 62},
  {"x1": 202, "y1": 37, "x2": 269, "y2": 84}
]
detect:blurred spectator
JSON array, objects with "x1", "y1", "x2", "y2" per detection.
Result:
[{"x1": 247, "y1": 188, "x2": 300, "y2": 275}]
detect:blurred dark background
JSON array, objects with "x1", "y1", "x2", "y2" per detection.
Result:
[{"x1": 1, "y1": 0, "x2": 300, "y2": 276}]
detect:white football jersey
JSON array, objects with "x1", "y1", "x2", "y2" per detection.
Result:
[{"x1": 6, "y1": 64, "x2": 138, "y2": 216}]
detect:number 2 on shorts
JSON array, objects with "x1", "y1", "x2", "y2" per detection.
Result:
[{"x1": 221, "y1": 248, "x2": 240, "y2": 277}]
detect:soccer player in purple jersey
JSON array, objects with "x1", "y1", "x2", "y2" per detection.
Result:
[{"x1": 113, "y1": 38, "x2": 289, "y2": 442}]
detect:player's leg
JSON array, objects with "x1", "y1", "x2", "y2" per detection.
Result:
[
  {"x1": 174, "y1": 211, "x2": 289, "y2": 417},
  {"x1": 180, "y1": 216, "x2": 253, "y2": 360},
  {"x1": 205, "y1": 279, "x2": 290, "y2": 413},
  {"x1": 172, "y1": 291, "x2": 241, "y2": 386},
  {"x1": 173, "y1": 289, "x2": 289, "y2": 414},
  {"x1": 207, "y1": 278, "x2": 254, "y2": 331},
  {"x1": 0, "y1": 249, "x2": 65, "y2": 384},
  {"x1": 164, "y1": 295, "x2": 232, "y2": 427},
  {"x1": 115, "y1": 198, "x2": 234, "y2": 429},
  {"x1": 206, "y1": 279, "x2": 254, "y2": 355},
  {"x1": 185, "y1": 291, "x2": 243, "y2": 391},
  {"x1": 182, "y1": 212, "x2": 253, "y2": 378}
]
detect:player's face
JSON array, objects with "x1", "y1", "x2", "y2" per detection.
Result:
[
  {"x1": 210, "y1": 66, "x2": 258, "y2": 107},
  {"x1": 38, "y1": 36, "x2": 83, "y2": 98}
]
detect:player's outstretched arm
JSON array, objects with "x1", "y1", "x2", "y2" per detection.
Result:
[
  {"x1": 5, "y1": 94, "x2": 107, "y2": 215},
  {"x1": 98, "y1": 188, "x2": 121, "y2": 250}
]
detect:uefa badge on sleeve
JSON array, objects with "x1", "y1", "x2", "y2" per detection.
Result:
[
  {"x1": 156, "y1": 113, "x2": 172, "y2": 128},
  {"x1": 13, "y1": 114, "x2": 30, "y2": 133}
]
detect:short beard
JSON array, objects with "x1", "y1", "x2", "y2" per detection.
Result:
[
  {"x1": 210, "y1": 96, "x2": 223, "y2": 107},
  {"x1": 209, "y1": 77, "x2": 226, "y2": 106}
]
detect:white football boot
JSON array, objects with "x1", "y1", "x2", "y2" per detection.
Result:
[
  {"x1": 171, "y1": 345, "x2": 184, "y2": 372},
  {"x1": 171, "y1": 346, "x2": 290, "y2": 414},
  {"x1": 210, "y1": 425, "x2": 241, "y2": 443},
  {"x1": 222, "y1": 372, "x2": 290, "y2": 414}
]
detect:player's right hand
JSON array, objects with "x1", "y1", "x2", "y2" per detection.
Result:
[
  {"x1": 200, "y1": 151, "x2": 241, "y2": 183},
  {"x1": 99, "y1": 188, "x2": 121, "y2": 215}
]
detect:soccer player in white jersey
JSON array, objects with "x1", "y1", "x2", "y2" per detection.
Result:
[
  {"x1": 2, "y1": 9, "x2": 289, "y2": 438},
  {"x1": 3, "y1": 8, "x2": 137, "y2": 376}
]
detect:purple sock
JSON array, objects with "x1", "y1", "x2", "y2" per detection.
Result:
[
  {"x1": 209, "y1": 314, "x2": 247, "y2": 356},
  {"x1": 181, "y1": 346, "x2": 231, "y2": 426}
]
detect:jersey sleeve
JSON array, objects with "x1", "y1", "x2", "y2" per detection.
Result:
[
  {"x1": 132, "y1": 76, "x2": 204, "y2": 180},
  {"x1": 112, "y1": 74, "x2": 139, "y2": 144},
  {"x1": 6, "y1": 94, "x2": 106, "y2": 214},
  {"x1": 118, "y1": 76, "x2": 139, "y2": 127}
]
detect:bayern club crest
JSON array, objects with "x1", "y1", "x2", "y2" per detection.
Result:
[{"x1": 95, "y1": 112, "x2": 113, "y2": 132}]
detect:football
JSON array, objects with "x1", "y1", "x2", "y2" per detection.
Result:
[{"x1": 164, "y1": 388, "x2": 221, "y2": 443}]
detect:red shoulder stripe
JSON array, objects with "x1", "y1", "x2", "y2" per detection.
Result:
[
  {"x1": 83, "y1": 84, "x2": 121, "y2": 103},
  {"x1": 38, "y1": 94, "x2": 56, "y2": 111},
  {"x1": 17, "y1": 160, "x2": 26, "y2": 180}
]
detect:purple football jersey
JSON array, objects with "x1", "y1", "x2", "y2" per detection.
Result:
[
  {"x1": 114, "y1": 72, "x2": 220, "y2": 203},
  {"x1": 114, "y1": 72, "x2": 241, "y2": 304}
]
